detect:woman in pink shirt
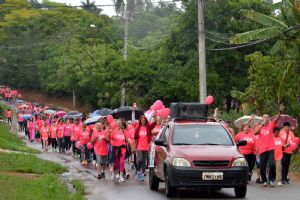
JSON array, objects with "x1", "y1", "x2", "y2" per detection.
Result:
[
  {"x1": 109, "y1": 121, "x2": 127, "y2": 182},
  {"x1": 279, "y1": 122, "x2": 295, "y2": 184},
  {"x1": 273, "y1": 127, "x2": 283, "y2": 186},
  {"x1": 27, "y1": 118, "x2": 36, "y2": 142},
  {"x1": 235, "y1": 123, "x2": 256, "y2": 182},
  {"x1": 56, "y1": 119, "x2": 65, "y2": 153},
  {"x1": 79, "y1": 124, "x2": 91, "y2": 166},
  {"x1": 64, "y1": 119, "x2": 73, "y2": 153},
  {"x1": 72, "y1": 119, "x2": 82, "y2": 157},
  {"x1": 134, "y1": 115, "x2": 157, "y2": 181}
]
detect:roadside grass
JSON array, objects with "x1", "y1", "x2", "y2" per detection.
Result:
[
  {"x1": 291, "y1": 151, "x2": 300, "y2": 172},
  {"x1": 0, "y1": 152, "x2": 67, "y2": 174},
  {"x1": 0, "y1": 173, "x2": 70, "y2": 200},
  {"x1": 72, "y1": 179, "x2": 86, "y2": 200},
  {"x1": 0, "y1": 123, "x2": 39, "y2": 153}
]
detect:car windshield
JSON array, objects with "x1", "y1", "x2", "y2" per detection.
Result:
[{"x1": 172, "y1": 124, "x2": 233, "y2": 145}]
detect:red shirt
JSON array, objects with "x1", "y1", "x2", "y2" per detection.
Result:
[
  {"x1": 137, "y1": 126, "x2": 149, "y2": 151},
  {"x1": 92, "y1": 130, "x2": 108, "y2": 156},
  {"x1": 79, "y1": 129, "x2": 90, "y2": 145},
  {"x1": 235, "y1": 131, "x2": 256, "y2": 155},
  {"x1": 279, "y1": 130, "x2": 295, "y2": 154},
  {"x1": 274, "y1": 136, "x2": 283, "y2": 161},
  {"x1": 7, "y1": 111, "x2": 12, "y2": 118},
  {"x1": 57, "y1": 124, "x2": 64, "y2": 138},
  {"x1": 73, "y1": 125, "x2": 82, "y2": 140},
  {"x1": 258, "y1": 121, "x2": 276, "y2": 154},
  {"x1": 110, "y1": 129, "x2": 126, "y2": 147},
  {"x1": 50, "y1": 125, "x2": 57, "y2": 138}
]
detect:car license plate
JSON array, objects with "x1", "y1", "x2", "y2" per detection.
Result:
[{"x1": 202, "y1": 172, "x2": 223, "y2": 180}]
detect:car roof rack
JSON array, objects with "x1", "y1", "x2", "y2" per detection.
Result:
[{"x1": 172, "y1": 116, "x2": 216, "y2": 122}]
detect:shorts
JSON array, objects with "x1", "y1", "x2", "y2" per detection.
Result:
[{"x1": 96, "y1": 155, "x2": 108, "y2": 164}]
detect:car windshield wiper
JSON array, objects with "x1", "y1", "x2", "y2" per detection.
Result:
[
  {"x1": 173, "y1": 143, "x2": 193, "y2": 145},
  {"x1": 200, "y1": 143, "x2": 221, "y2": 145}
]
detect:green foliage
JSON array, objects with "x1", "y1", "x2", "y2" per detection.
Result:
[
  {"x1": 0, "y1": 152, "x2": 67, "y2": 174},
  {"x1": 0, "y1": 173, "x2": 70, "y2": 200},
  {"x1": 0, "y1": 123, "x2": 40, "y2": 153},
  {"x1": 72, "y1": 179, "x2": 85, "y2": 200}
]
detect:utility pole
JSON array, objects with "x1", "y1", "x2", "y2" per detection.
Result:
[
  {"x1": 121, "y1": 4, "x2": 129, "y2": 107},
  {"x1": 198, "y1": 0, "x2": 207, "y2": 103},
  {"x1": 72, "y1": 90, "x2": 76, "y2": 110}
]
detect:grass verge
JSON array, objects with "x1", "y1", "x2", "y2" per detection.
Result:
[
  {"x1": 291, "y1": 151, "x2": 300, "y2": 172},
  {"x1": 0, "y1": 152, "x2": 67, "y2": 174},
  {"x1": 0, "y1": 123, "x2": 39, "y2": 153},
  {"x1": 72, "y1": 179, "x2": 86, "y2": 200}
]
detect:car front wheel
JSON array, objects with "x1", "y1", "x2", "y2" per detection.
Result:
[
  {"x1": 234, "y1": 185, "x2": 247, "y2": 198},
  {"x1": 149, "y1": 168, "x2": 159, "y2": 190},
  {"x1": 164, "y1": 170, "x2": 176, "y2": 197}
]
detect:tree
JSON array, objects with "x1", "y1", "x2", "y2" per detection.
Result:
[{"x1": 80, "y1": 0, "x2": 102, "y2": 15}]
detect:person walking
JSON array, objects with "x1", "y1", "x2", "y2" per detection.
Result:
[
  {"x1": 280, "y1": 122, "x2": 295, "y2": 184},
  {"x1": 273, "y1": 127, "x2": 283, "y2": 186}
]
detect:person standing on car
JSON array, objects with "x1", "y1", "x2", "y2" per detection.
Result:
[
  {"x1": 254, "y1": 112, "x2": 281, "y2": 187},
  {"x1": 280, "y1": 122, "x2": 295, "y2": 184},
  {"x1": 235, "y1": 123, "x2": 256, "y2": 183},
  {"x1": 134, "y1": 115, "x2": 157, "y2": 181}
]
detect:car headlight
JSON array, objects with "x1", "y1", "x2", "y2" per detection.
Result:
[
  {"x1": 232, "y1": 157, "x2": 248, "y2": 167},
  {"x1": 172, "y1": 158, "x2": 191, "y2": 167}
]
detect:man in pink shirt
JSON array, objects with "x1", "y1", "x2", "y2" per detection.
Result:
[
  {"x1": 255, "y1": 113, "x2": 281, "y2": 187},
  {"x1": 280, "y1": 122, "x2": 295, "y2": 184}
]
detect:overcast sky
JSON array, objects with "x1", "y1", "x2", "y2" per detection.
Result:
[{"x1": 44, "y1": 0, "x2": 282, "y2": 16}]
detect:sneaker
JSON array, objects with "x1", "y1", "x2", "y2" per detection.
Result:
[
  {"x1": 115, "y1": 174, "x2": 120, "y2": 182},
  {"x1": 277, "y1": 181, "x2": 283, "y2": 186},
  {"x1": 139, "y1": 173, "x2": 145, "y2": 181},
  {"x1": 263, "y1": 182, "x2": 268, "y2": 187},
  {"x1": 101, "y1": 172, "x2": 105, "y2": 179},
  {"x1": 135, "y1": 172, "x2": 140, "y2": 180},
  {"x1": 269, "y1": 181, "x2": 275, "y2": 187},
  {"x1": 97, "y1": 174, "x2": 102, "y2": 179},
  {"x1": 111, "y1": 173, "x2": 115, "y2": 180},
  {"x1": 119, "y1": 176, "x2": 126, "y2": 182}
]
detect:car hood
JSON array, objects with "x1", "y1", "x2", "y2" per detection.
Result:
[{"x1": 170, "y1": 145, "x2": 242, "y2": 162}]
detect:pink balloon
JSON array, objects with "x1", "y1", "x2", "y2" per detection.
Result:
[
  {"x1": 106, "y1": 114, "x2": 114, "y2": 124},
  {"x1": 76, "y1": 141, "x2": 81, "y2": 149},
  {"x1": 294, "y1": 137, "x2": 299, "y2": 145},
  {"x1": 110, "y1": 121, "x2": 117, "y2": 130},
  {"x1": 156, "y1": 109, "x2": 164, "y2": 117},
  {"x1": 70, "y1": 136, "x2": 75, "y2": 142},
  {"x1": 87, "y1": 142, "x2": 93, "y2": 150},
  {"x1": 205, "y1": 95, "x2": 214, "y2": 105},
  {"x1": 291, "y1": 142, "x2": 298, "y2": 151},
  {"x1": 153, "y1": 100, "x2": 164, "y2": 111},
  {"x1": 163, "y1": 108, "x2": 170, "y2": 117}
]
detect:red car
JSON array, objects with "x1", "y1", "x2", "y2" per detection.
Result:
[{"x1": 149, "y1": 103, "x2": 248, "y2": 198}]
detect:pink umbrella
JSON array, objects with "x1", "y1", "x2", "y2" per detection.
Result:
[
  {"x1": 56, "y1": 111, "x2": 67, "y2": 117},
  {"x1": 272, "y1": 114, "x2": 298, "y2": 129}
]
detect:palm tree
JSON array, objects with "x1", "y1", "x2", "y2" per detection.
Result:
[
  {"x1": 81, "y1": 0, "x2": 102, "y2": 15},
  {"x1": 230, "y1": 0, "x2": 300, "y2": 57}
]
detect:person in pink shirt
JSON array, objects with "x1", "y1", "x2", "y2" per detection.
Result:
[
  {"x1": 91, "y1": 122, "x2": 109, "y2": 179},
  {"x1": 40, "y1": 121, "x2": 50, "y2": 152},
  {"x1": 273, "y1": 127, "x2": 283, "y2": 186},
  {"x1": 134, "y1": 115, "x2": 157, "y2": 181},
  {"x1": 254, "y1": 112, "x2": 281, "y2": 187},
  {"x1": 64, "y1": 119, "x2": 73, "y2": 153},
  {"x1": 79, "y1": 124, "x2": 91, "y2": 166},
  {"x1": 279, "y1": 122, "x2": 295, "y2": 184},
  {"x1": 50, "y1": 122, "x2": 58, "y2": 152},
  {"x1": 235, "y1": 123, "x2": 256, "y2": 182},
  {"x1": 27, "y1": 118, "x2": 36, "y2": 142},
  {"x1": 17, "y1": 112, "x2": 24, "y2": 131},
  {"x1": 109, "y1": 121, "x2": 127, "y2": 182},
  {"x1": 72, "y1": 119, "x2": 82, "y2": 157},
  {"x1": 56, "y1": 119, "x2": 65, "y2": 153}
]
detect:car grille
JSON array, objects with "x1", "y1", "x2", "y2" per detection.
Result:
[{"x1": 193, "y1": 160, "x2": 230, "y2": 167}]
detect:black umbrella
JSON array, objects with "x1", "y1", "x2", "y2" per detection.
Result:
[
  {"x1": 99, "y1": 108, "x2": 113, "y2": 116},
  {"x1": 65, "y1": 111, "x2": 82, "y2": 119},
  {"x1": 112, "y1": 106, "x2": 143, "y2": 121}
]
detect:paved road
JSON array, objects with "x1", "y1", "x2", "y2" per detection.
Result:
[{"x1": 19, "y1": 131, "x2": 300, "y2": 200}]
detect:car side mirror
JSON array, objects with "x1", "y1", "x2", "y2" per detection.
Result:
[
  {"x1": 237, "y1": 140, "x2": 247, "y2": 147},
  {"x1": 155, "y1": 138, "x2": 166, "y2": 147}
]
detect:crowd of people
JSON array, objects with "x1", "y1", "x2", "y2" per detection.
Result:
[{"x1": 1, "y1": 86, "x2": 299, "y2": 187}]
